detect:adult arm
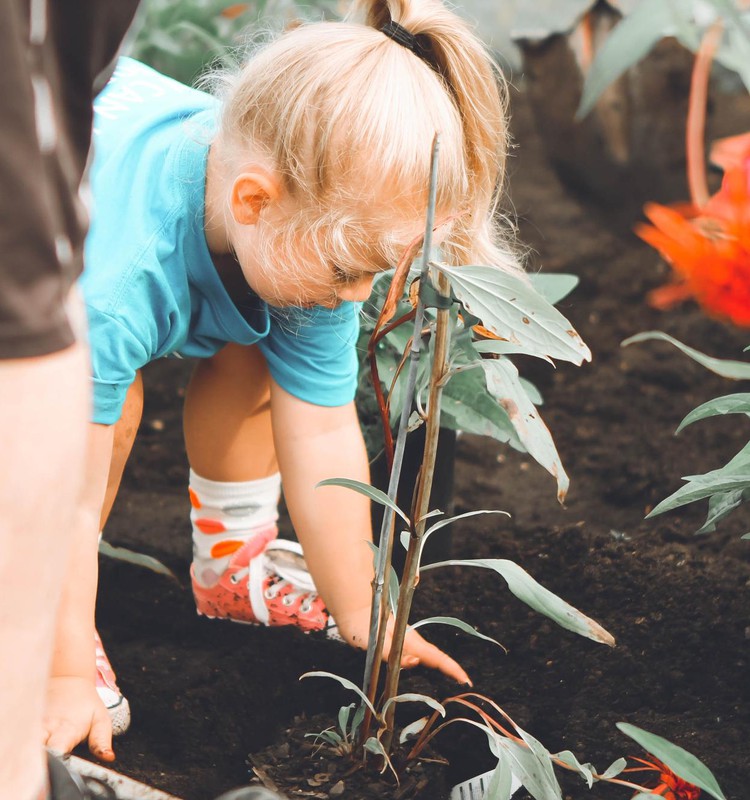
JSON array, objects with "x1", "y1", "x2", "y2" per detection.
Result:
[{"x1": 44, "y1": 422, "x2": 117, "y2": 761}]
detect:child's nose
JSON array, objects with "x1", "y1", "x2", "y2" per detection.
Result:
[{"x1": 338, "y1": 275, "x2": 375, "y2": 303}]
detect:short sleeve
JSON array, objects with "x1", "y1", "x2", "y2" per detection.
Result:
[
  {"x1": 86, "y1": 306, "x2": 152, "y2": 424},
  {"x1": 257, "y1": 302, "x2": 360, "y2": 407}
]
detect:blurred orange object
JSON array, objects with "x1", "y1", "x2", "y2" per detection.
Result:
[
  {"x1": 220, "y1": 3, "x2": 249, "y2": 19},
  {"x1": 626, "y1": 756, "x2": 701, "y2": 800},
  {"x1": 635, "y1": 132, "x2": 750, "y2": 326}
]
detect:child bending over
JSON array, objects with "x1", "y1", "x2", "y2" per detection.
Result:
[{"x1": 43, "y1": 0, "x2": 521, "y2": 761}]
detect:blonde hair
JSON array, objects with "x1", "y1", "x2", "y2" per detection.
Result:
[{"x1": 214, "y1": 0, "x2": 522, "y2": 284}]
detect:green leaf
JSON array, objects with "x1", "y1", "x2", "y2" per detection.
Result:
[
  {"x1": 363, "y1": 737, "x2": 398, "y2": 779},
  {"x1": 551, "y1": 751, "x2": 596, "y2": 787},
  {"x1": 485, "y1": 756, "x2": 517, "y2": 800},
  {"x1": 648, "y1": 444, "x2": 750, "y2": 516},
  {"x1": 317, "y1": 478, "x2": 410, "y2": 525},
  {"x1": 399, "y1": 716, "x2": 428, "y2": 744},
  {"x1": 305, "y1": 729, "x2": 343, "y2": 747},
  {"x1": 649, "y1": 474, "x2": 750, "y2": 516},
  {"x1": 300, "y1": 671, "x2": 378, "y2": 717},
  {"x1": 441, "y1": 369, "x2": 524, "y2": 449},
  {"x1": 490, "y1": 736, "x2": 563, "y2": 800},
  {"x1": 436, "y1": 265, "x2": 591, "y2": 365},
  {"x1": 410, "y1": 616, "x2": 506, "y2": 650},
  {"x1": 144, "y1": 28, "x2": 185, "y2": 57},
  {"x1": 622, "y1": 331, "x2": 750, "y2": 379},
  {"x1": 577, "y1": 0, "x2": 676, "y2": 118},
  {"x1": 616, "y1": 723, "x2": 727, "y2": 800},
  {"x1": 511, "y1": 0, "x2": 596, "y2": 40},
  {"x1": 742, "y1": 533, "x2": 750, "y2": 539},
  {"x1": 350, "y1": 703, "x2": 365, "y2": 737},
  {"x1": 381, "y1": 693, "x2": 446, "y2": 718},
  {"x1": 452, "y1": 720, "x2": 526, "y2": 799},
  {"x1": 528, "y1": 273, "x2": 579, "y2": 305},
  {"x1": 697, "y1": 489, "x2": 747, "y2": 533},
  {"x1": 521, "y1": 377, "x2": 544, "y2": 406},
  {"x1": 676, "y1": 393, "x2": 750, "y2": 432},
  {"x1": 388, "y1": 565, "x2": 400, "y2": 617},
  {"x1": 717, "y1": 23, "x2": 750, "y2": 92},
  {"x1": 474, "y1": 340, "x2": 555, "y2": 364},
  {"x1": 424, "y1": 509, "x2": 510, "y2": 538},
  {"x1": 98, "y1": 539, "x2": 178, "y2": 581},
  {"x1": 601, "y1": 757, "x2": 627, "y2": 779},
  {"x1": 422, "y1": 558, "x2": 615, "y2": 645},
  {"x1": 483, "y1": 358, "x2": 569, "y2": 502},
  {"x1": 338, "y1": 704, "x2": 354, "y2": 738}
]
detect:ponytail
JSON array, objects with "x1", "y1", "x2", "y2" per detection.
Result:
[{"x1": 346, "y1": 0, "x2": 520, "y2": 272}]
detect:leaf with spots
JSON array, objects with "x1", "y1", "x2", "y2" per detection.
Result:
[
  {"x1": 435, "y1": 264, "x2": 591, "y2": 365},
  {"x1": 482, "y1": 357, "x2": 569, "y2": 501}
]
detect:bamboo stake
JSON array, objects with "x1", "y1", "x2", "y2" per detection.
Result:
[
  {"x1": 360, "y1": 134, "x2": 442, "y2": 738},
  {"x1": 381, "y1": 266, "x2": 452, "y2": 752}
]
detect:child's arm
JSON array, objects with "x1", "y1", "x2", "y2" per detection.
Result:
[
  {"x1": 44, "y1": 422, "x2": 116, "y2": 761},
  {"x1": 270, "y1": 382, "x2": 469, "y2": 684}
]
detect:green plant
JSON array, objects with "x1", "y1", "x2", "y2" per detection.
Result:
[
  {"x1": 574, "y1": 0, "x2": 750, "y2": 117},
  {"x1": 305, "y1": 701, "x2": 366, "y2": 757},
  {"x1": 357, "y1": 268, "x2": 581, "y2": 496},
  {"x1": 624, "y1": 331, "x2": 750, "y2": 538},
  {"x1": 302, "y1": 138, "x2": 634, "y2": 797},
  {"x1": 618, "y1": 723, "x2": 727, "y2": 800},
  {"x1": 127, "y1": 0, "x2": 338, "y2": 86},
  {"x1": 511, "y1": 0, "x2": 640, "y2": 43}
]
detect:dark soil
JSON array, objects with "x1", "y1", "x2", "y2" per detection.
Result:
[{"x1": 93, "y1": 84, "x2": 750, "y2": 800}]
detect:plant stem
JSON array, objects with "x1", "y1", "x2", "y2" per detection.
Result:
[
  {"x1": 381, "y1": 272, "x2": 453, "y2": 751},
  {"x1": 360, "y1": 135, "x2": 442, "y2": 739},
  {"x1": 686, "y1": 20, "x2": 723, "y2": 209}
]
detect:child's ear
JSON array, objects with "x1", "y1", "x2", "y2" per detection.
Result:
[{"x1": 230, "y1": 169, "x2": 280, "y2": 225}]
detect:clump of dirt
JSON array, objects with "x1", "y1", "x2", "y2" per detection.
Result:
[{"x1": 94, "y1": 85, "x2": 750, "y2": 799}]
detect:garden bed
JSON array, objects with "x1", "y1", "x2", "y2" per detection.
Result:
[{"x1": 93, "y1": 86, "x2": 750, "y2": 800}]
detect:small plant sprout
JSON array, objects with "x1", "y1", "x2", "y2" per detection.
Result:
[
  {"x1": 623, "y1": 332, "x2": 750, "y2": 537},
  {"x1": 305, "y1": 702, "x2": 366, "y2": 757}
]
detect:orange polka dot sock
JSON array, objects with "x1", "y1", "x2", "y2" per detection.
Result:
[{"x1": 189, "y1": 469, "x2": 281, "y2": 588}]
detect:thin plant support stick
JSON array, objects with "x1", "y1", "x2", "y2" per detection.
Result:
[
  {"x1": 381, "y1": 267, "x2": 453, "y2": 752},
  {"x1": 360, "y1": 134, "x2": 442, "y2": 736}
]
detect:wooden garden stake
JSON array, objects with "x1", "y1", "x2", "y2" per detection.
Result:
[
  {"x1": 381, "y1": 265, "x2": 453, "y2": 751},
  {"x1": 360, "y1": 134, "x2": 443, "y2": 741}
]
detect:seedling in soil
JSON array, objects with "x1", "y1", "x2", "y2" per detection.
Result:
[
  {"x1": 623, "y1": 332, "x2": 750, "y2": 538},
  {"x1": 304, "y1": 136, "x2": 623, "y2": 796}
]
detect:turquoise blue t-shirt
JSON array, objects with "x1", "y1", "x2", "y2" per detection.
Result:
[{"x1": 83, "y1": 57, "x2": 359, "y2": 424}]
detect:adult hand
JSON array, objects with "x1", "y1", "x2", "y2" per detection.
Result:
[
  {"x1": 335, "y1": 606, "x2": 471, "y2": 685},
  {"x1": 44, "y1": 676, "x2": 115, "y2": 762}
]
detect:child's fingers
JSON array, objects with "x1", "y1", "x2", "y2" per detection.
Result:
[
  {"x1": 44, "y1": 718, "x2": 79, "y2": 758},
  {"x1": 88, "y1": 707, "x2": 116, "y2": 762},
  {"x1": 401, "y1": 631, "x2": 472, "y2": 686}
]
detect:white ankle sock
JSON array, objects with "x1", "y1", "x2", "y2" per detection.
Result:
[{"x1": 189, "y1": 470, "x2": 280, "y2": 586}]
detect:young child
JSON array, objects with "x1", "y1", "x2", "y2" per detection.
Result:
[{"x1": 42, "y1": 0, "x2": 521, "y2": 761}]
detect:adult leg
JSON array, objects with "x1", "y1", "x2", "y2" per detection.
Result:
[
  {"x1": 0, "y1": 344, "x2": 89, "y2": 800},
  {"x1": 0, "y1": 0, "x2": 139, "y2": 791}
]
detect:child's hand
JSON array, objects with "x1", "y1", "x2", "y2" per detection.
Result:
[
  {"x1": 44, "y1": 676, "x2": 115, "y2": 762},
  {"x1": 335, "y1": 606, "x2": 471, "y2": 685}
]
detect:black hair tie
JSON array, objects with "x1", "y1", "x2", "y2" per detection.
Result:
[{"x1": 380, "y1": 20, "x2": 434, "y2": 69}]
